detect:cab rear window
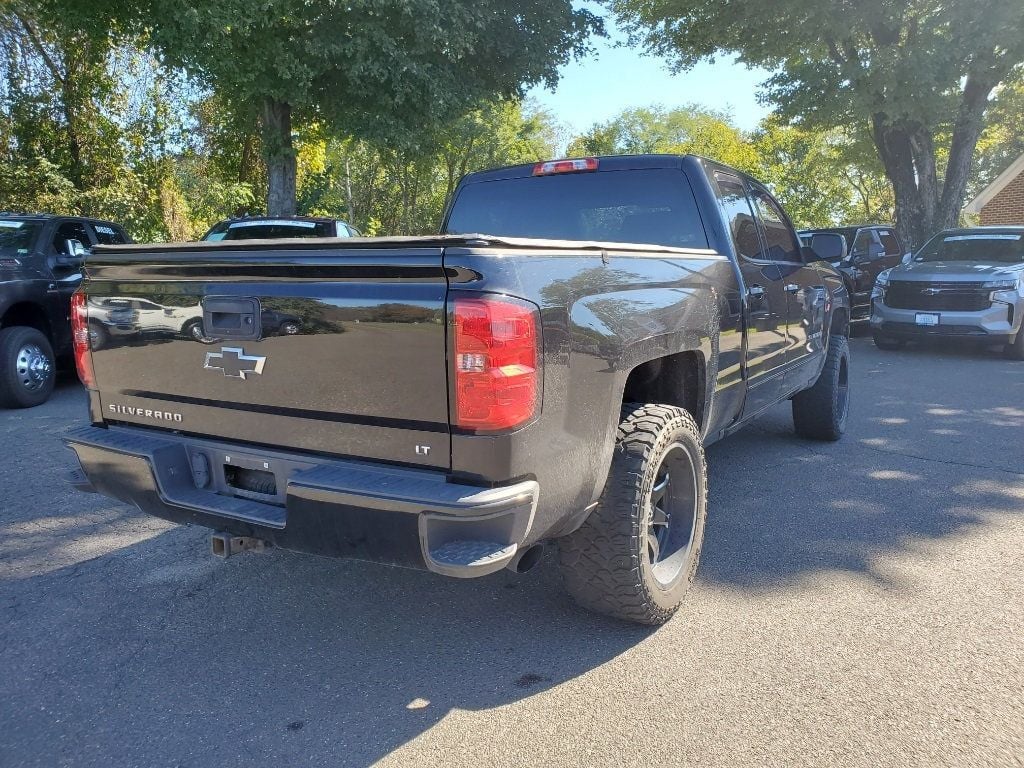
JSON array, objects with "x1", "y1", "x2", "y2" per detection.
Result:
[{"x1": 445, "y1": 169, "x2": 709, "y2": 249}]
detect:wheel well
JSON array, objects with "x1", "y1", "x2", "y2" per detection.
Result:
[
  {"x1": 622, "y1": 351, "x2": 705, "y2": 428},
  {"x1": 1, "y1": 302, "x2": 52, "y2": 341},
  {"x1": 830, "y1": 308, "x2": 850, "y2": 338}
]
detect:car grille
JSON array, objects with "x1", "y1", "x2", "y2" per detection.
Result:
[{"x1": 884, "y1": 281, "x2": 992, "y2": 312}]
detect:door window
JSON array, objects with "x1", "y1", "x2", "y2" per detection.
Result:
[
  {"x1": 878, "y1": 230, "x2": 901, "y2": 257},
  {"x1": 851, "y1": 229, "x2": 875, "y2": 258},
  {"x1": 749, "y1": 187, "x2": 801, "y2": 263},
  {"x1": 51, "y1": 221, "x2": 92, "y2": 255},
  {"x1": 715, "y1": 174, "x2": 762, "y2": 261}
]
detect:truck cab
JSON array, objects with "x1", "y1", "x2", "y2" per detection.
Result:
[{"x1": 0, "y1": 214, "x2": 130, "y2": 408}]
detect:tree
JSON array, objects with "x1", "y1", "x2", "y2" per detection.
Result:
[
  {"x1": 609, "y1": 0, "x2": 1024, "y2": 248},
  {"x1": 296, "y1": 101, "x2": 562, "y2": 235},
  {"x1": 970, "y1": 70, "x2": 1024, "y2": 199},
  {"x1": 566, "y1": 104, "x2": 758, "y2": 170},
  {"x1": 751, "y1": 118, "x2": 860, "y2": 227},
  {"x1": 148, "y1": 0, "x2": 600, "y2": 215}
]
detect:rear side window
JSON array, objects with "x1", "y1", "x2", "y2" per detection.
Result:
[
  {"x1": 51, "y1": 221, "x2": 92, "y2": 254},
  {"x1": 92, "y1": 224, "x2": 128, "y2": 245},
  {"x1": 446, "y1": 169, "x2": 709, "y2": 249},
  {"x1": 714, "y1": 174, "x2": 762, "y2": 261},
  {"x1": 749, "y1": 187, "x2": 801, "y2": 263},
  {"x1": 878, "y1": 230, "x2": 901, "y2": 256}
]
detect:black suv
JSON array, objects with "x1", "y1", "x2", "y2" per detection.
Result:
[
  {"x1": 0, "y1": 214, "x2": 130, "y2": 408},
  {"x1": 799, "y1": 225, "x2": 907, "y2": 320}
]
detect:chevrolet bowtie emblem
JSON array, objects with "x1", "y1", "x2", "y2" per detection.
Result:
[{"x1": 204, "y1": 347, "x2": 267, "y2": 379}]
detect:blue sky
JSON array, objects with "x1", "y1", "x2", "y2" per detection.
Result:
[{"x1": 527, "y1": 15, "x2": 773, "y2": 141}]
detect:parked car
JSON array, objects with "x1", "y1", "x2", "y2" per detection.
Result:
[
  {"x1": 798, "y1": 225, "x2": 906, "y2": 322},
  {"x1": 871, "y1": 227, "x2": 1024, "y2": 358},
  {"x1": 201, "y1": 216, "x2": 360, "y2": 241},
  {"x1": 66, "y1": 154, "x2": 851, "y2": 625},
  {"x1": 0, "y1": 214, "x2": 130, "y2": 407}
]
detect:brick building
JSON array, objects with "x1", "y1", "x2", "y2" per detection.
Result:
[{"x1": 965, "y1": 153, "x2": 1024, "y2": 225}]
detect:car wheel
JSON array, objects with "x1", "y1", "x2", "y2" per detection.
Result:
[
  {"x1": 183, "y1": 320, "x2": 205, "y2": 341},
  {"x1": 280, "y1": 321, "x2": 300, "y2": 335},
  {"x1": 88, "y1": 322, "x2": 109, "y2": 351},
  {"x1": 1005, "y1": 331, "x2": 1024, "y2": 360},
  {"x1": 558, "y1": 403, "x2": 707, "y2": 625},
  {"x1": 0, "y1": 326, "x2": 57, "y2": 409},
  {"x1": 872, "y1": 333, "x2": 905, "y2": 351},
  {"x1": 792, "y1": 335, "x2": 850, "y2": 441}
]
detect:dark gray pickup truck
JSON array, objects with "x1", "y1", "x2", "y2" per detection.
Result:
[{"x1": 66, "y1": 155, "x2": 851, "y2": 624}]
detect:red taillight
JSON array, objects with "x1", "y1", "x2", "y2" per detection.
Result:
[
  {"x1": 453, "y1": 297, "x2": 539, "y2": 431},
  {"x1": 532, "y1": 157, "x2": 599, "y2": 176},
  {"x1": 70, "y1": 291, "x2": 95, "y2": 389}
]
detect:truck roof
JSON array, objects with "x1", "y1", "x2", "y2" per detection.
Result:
[{"x1": 459, "y1": 154, "x2": 710, "y2": 184}]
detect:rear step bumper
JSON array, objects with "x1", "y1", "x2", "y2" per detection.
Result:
[{"x1": 64, "y1": 425, "x2": 538, "y2": 578}]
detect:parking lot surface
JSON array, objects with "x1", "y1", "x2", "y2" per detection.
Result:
[{"x1": 2, "y1": 337, "x2": 1023, "y2": 767}]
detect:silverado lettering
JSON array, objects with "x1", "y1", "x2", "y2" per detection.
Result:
[{"x1": 108, "y1": 404, "x2": 184, "y2": 422}]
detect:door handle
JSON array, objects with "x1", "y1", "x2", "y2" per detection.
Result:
[
  {"x1": 784, "y1": 284, "x2": 800, "y2": 294},
  {"x1": 748, "y1": 285, "x2": 766, "y2": 299}
]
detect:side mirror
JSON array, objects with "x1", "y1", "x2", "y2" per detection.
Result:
[
  {"x1": 809, "y1": 232, "x2": 847, "y2": 263},
  {"x1": 56, "y1": 239, "x2": 89, "y2": 267}
]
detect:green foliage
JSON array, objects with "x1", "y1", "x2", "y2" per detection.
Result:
[
  {"x1": 565, "y1": 105, "x2": 894, "y2": 228},
  {"x1": 145, "y1": 0, "x2": 601, "y2": 212},
  {"x1": 609, "y1": 0, "x2": 1024, "y2": 245},
  {"x1": 297, "y1": 101, "x2": 563, "y2": 235},
  {"x1": 971, "y1": 69, "x2": 1024, "y2": 198},
  {"x1": 567, "y1": 105, "x2": 758, "y2": 171}
]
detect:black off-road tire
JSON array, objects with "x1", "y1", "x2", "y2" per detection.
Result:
[
  {"x1": 872, "y1": 333, "x2": 905, "y2": 351},
  {"x1": 0, "y1": 326, "x2": 57, "y2": 409},
  {"x1": 558, "y1": 403, "x2": 708, "y2": 625},
  {"x1": 792, "y1": 335, "x2": 850, "y2": 441},
  {"x1": 1004, "y1": 330, "x2": 1024, "y2": 361}
]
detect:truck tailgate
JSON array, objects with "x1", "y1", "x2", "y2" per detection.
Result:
[{"x1": 84, "y1": 246, "x2": 450, "y2": 469}]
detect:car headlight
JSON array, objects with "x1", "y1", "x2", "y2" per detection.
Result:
[
  {"x1": 982, "y1": 279, "x2": 1018, "y2": 290},
  {"x1": 987, "y1": 278, "x2": 1023, "y2": 304},
  {"x1": 871, "y1": 269, "x2": 892, "y2": 303}
]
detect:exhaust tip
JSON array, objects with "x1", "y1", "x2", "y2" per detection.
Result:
[{"x1": 508, "y1": 543, "x2": 544, "y2": 574}]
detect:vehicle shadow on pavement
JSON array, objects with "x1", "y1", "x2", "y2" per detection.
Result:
[{"x1": 1, "y1": 527, "x2": 652, "y2": 767}]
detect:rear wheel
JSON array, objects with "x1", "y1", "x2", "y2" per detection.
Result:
[
  {"x1": 0, "y1": 327, "x2": 57, "y2": 409},
  {"x1": 792, "y1": 335, "x2": 850, "y2": 441},
  {"x1": 558, "y1": 403, "x2": 707, "y2": 625},
  {"x1": 872, "y1": 333, "x2": 905, "y2": 351}
]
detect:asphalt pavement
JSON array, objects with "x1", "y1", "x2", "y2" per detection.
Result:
[{"x1": 1, "y1": 337, "x2": 1022, "y2": 767}]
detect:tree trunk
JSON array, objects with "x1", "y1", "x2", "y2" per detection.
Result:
[
  {"x1": 871, "y1": 115, "x2": 929, "y2": 249},
  {"x1": 235, "y1": 132, "x2": 259, "y2": 216},
  {"x1": 261, "y1": 98, "x2": 296, "y2": 216},
  {"x1": 344, "y1": 155, "x2": 355, "y2": 225},
  {"x1": 871, "y1": 73, "x2": 996, "y2": 251},
  {"x1": 939, "y1": 72, "x2": 996, "y2": 230}
]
